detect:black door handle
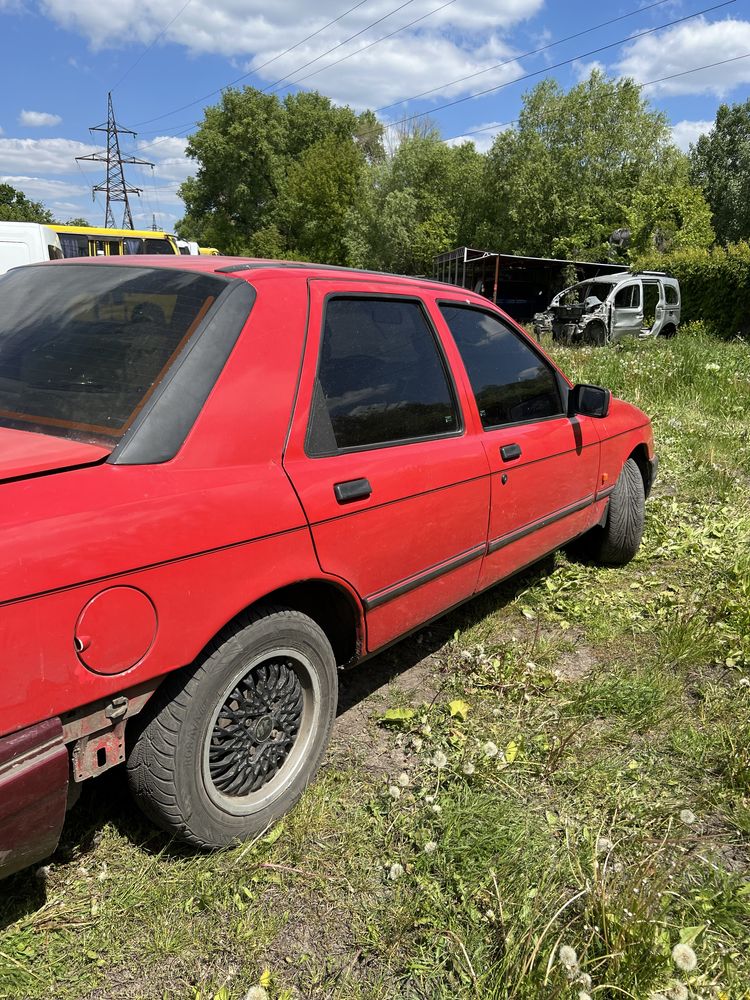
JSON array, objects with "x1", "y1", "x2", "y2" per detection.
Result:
[
  {"x1": 500, "y1": 443, "x2": 522, "y2": 462},
  {"x1": 334, "y1": 478, "x2": 372, "y2": 503}
]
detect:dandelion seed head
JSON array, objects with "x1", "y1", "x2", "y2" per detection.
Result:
[
  {"x1": 423, "y1": 841, "x2": 437, "y2": 854},
  {"x1": 596, "y1": 836, "x2": 614, "y2": 855},
  {"x1": 578, "y1": 992, "x2": 592, "y2": 1000},
  {"x1": 558, "y1": 944, "x2": 578, "y2": 969},
  {"x1": 243, "y1": 988, "x2": 269, "y2": 1000},
  {"x1": 425, "y1": 794, "x2": 435, "y2": 804},
  {"x1": 431, "y1": 803, "x2": 442, "y2": 814},
  {"x1": 672, "y1": 942, "x2": 698, "y2": 972},
  {"x1": 483, "y1": 740, "x2": 499, "y2": 758},
  {"x1": 679, "y1": 809, "x2": 697, "y2": 825},
  {"x1": 397, "y1": 772, "x2": 411, "y2": 787},
  {"x1": 412, "y1": 736, "x2": 423, "y2": 751},
  {"x1": 462, "y1": 761, "x2": 476, "y2": 775},
  {"x1": 668, "y1": 984, "x2": 689, "y2": 1000},
  {"x1": 388, "y1": 785, "x2": 401, "y2": 800},
  {"x1": 649, "y1": 993, "x2": 668, "y2": 1000},
  {"x1": 578, "y1": 973, "x2": 592, "y2": 989},
  {"x1": 388, "y1": 862, "x2": 404, "y2": 881},
  {"x1": 432, "y1": 750, "x2": 448, "y2": 769}
]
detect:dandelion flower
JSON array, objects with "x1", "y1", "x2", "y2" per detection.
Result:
[
  {"x1": 388, "y1": 785, "x2": 401, "y2": 800},
  {"x1": 483, "y1": 740, "x2": 499, "y2": 758},
  {"x1": 389, "y1": 862, "x2": 404, "y2": 881},
  {"x1": 595, "y1": 836, "x2": 614, "y2": 855},
  {"x1": 432, "y1": 750, "x2": 448, "y2": 769},
  {"x1": 423, "y1": 841, "x2": 437, "y2": 854},
  {"x1": 243, "y1": 989, "x2": 269, "y2": 1000},
  {"x1": 558, "y1": 944, "x2": 578, "y2": 970},
  {"x1": 462, "y1": 761, "x2": 476, "y2": 775},
  {"x1": 679, "y1": 809, "x2": 697, "y2": 825},
  {"x1": 672, "y1": 942, "x2": 698, "y2": 973},
  {"x1": 397, "y1": 772, "x2": 411, "y2": 787},
  {"x1": 668, "y1": 984, "x2": 688, "y2": 1000}
]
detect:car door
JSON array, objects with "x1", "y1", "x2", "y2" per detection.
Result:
[
  {"x1": 283, "y1": 280, "x2": 491, "y2": 653},
  {"x1": 610, "y1": 280, "x2": 644, "y2": 341},
  {"x1": 434, "y1": 300, "x2": 602, "y2": 591}
]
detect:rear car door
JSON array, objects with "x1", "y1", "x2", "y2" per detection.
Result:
[
  {"x1": 610, "y1": 280, "x2": 644, "y2": 340},
  {"x1": 435, "y1": 301, "x2": 602, "y2": 590},
  {"x1": 283, "y1": 280, "x2": 491, "y2": 652}
]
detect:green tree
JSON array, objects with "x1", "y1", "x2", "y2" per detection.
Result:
[
  {"x1": 478, "y1": 71, "x2": 682, "y2": 260},
  {"x1": 63, "y1": 216, "x2": 91, "y2": 226},
  {"x1": 690, "y1": 99, "x2": 750, "y2": 245},
  {"x1": 176, "y1": 86, "x2": 383, "y2": 260},
  {"x1": 0, "y1": 183, "x2": 53, "y2": 224},
  {"x1": 626, "y1": 158, "x2": 714, "y2": 257}
]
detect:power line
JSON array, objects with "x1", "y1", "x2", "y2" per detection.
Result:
[
  {"x1": 133, "y1": 0, "x2": 375, "y2": 127},
  {"x1": 375, "y1": 0, "x2": 674, "y2": 113},
  {"x1": 112, "y1": 0, "x2": 195, "y2": 92},
  {"x1": 273, "y1": 0, "x2": 458, "y2": 92},
  {"x1": 131, "y1": 0, "x2": 734, "y2": 158}
]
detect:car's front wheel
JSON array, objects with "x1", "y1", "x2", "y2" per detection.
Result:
[
  {"x1": 572, "y1": 458, "x2": 645, "y2": 566},
  {"x1": 126, "y1": 607, "x2": 338, "y2": 847}
]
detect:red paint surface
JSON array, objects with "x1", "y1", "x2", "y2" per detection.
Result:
[{"x1": 0, "y1": 257, "x2": 656, "y2": 876}]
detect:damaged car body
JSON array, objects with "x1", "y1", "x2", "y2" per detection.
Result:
[{"x1": 536, "y1": 270, "x2": 681, "y2": 346}]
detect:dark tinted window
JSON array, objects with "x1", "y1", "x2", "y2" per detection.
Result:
[
  {"x1": 309, "y1": 297, "x2": 458, "y2": 453},
  {"x1": 59, "y1": 234, "x2": 89, "y2": 258},
  {"x1": 124, "y1": 237, "x2": 145, "y2": 255},
  {"x1": 440, "y1": 305, "x2": 562, "y2": 428},
  {"x1": 614, "y1": 283, "x2": 640, "y2": 308},
  {"x1": 0, "y1": 264, "x2": 228, "y2": 444},
  {"x1": 664, "y1": 283, "x2": 679, "y2": 305},
  {"x1": 145, "y1": 238, "x2": 175, "y2": 255}
]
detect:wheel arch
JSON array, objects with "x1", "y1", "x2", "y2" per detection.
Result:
[{"x1": 628, "y1": 443, "x2": 651, "y2": 494}]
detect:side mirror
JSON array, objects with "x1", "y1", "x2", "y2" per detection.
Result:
[{"x1": 568, "y1": 383, "x2": 611, "y2": 418}]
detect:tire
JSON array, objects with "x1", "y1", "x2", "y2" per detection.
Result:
[
  {"x1": 659, "y1": 323, "x2": 677, "y2": 339},
  {"x1": 584, "y1": 320, "x2": 609, "y2": 347},
  {"x1": 126, "y1": 607, "x2": 338, "y2": 848},
  {"x1": 575, "y1": 458, "x2": 645, "y2": 566}
]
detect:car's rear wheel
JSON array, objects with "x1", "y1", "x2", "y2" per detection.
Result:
[
  {"x1": 572, "y1": 458, "x2": 645, "y2": 566},
  {"x1": 126, "y1": 607, "x2": 337, "y2": 847},
  {"x1": 659, "y1": 323, "x2": 677, "y2": 338}
]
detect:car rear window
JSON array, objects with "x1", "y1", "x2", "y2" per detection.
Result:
[{"x1": 0, "y1": 264, "x2": 228, "y2": 445}]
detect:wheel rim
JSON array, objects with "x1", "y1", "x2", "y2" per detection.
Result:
[{"x1": 201, "y1": 647, "x2": 321, "y2": 816}]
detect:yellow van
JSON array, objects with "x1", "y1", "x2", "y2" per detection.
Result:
[{"x1": 53, "y1": 225, "x2": 179, "y2": 258}]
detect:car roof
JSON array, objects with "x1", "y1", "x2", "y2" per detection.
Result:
[{"x1": 41, "y1": 254, "x2": 460, "y2": 294}]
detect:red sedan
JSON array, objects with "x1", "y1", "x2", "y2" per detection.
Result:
[{"x1": 0, "y1": 256, "x2": 657, "y2": 877}]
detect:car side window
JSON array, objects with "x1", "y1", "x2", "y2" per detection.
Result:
[
  {"x1": 614, "y1": 283, "x2": 641, "y2": 308},
  {"x1": 664, "y1": 284, "x2": 679, "y2": 305},
  {"x1": 440, "y1": 304, "x2": 563, "y2": 429},
  {"x1": 307, "y1": 296, "x2": 459, "y2": 454}
]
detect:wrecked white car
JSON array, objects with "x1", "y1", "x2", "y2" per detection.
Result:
[{"x1": 537, "y1": 271, "x2": 681, "y2": 345}]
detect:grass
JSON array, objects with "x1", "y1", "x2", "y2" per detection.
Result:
[{"x1": 2, "y1": 323, "x2": 750, "y2": 999}]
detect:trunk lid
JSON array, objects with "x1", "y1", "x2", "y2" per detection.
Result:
[{"x1": 0, "y1": 427, "x2": 110, "y2": 482}]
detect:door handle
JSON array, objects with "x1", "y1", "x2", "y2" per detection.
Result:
[
  {"x1": 500, "y1": 443, "x2": 522, "y2": 462},
  {"x1": 334, "y1": 478, "x2": 372, "y2": 504}
]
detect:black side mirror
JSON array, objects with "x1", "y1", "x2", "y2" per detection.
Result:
[{"x1": 568, "y1": 383, "x2": 611, "y2": 418}]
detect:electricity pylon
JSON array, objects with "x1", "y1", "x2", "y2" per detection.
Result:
[{"x1": 76, "y1": 92, "x2": 154, "y2": 229}]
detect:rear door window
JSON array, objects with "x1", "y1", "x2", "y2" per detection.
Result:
[
  {"x1": 308, "y1": 296, "x2": 459, "y2": 454},
  {"x1": 440, "y1": 304, "x2": 563, "y2": 428}
]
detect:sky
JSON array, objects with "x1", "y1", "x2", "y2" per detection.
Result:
[{"x1": 0, "y1": 0, "x2": 748, "y2": 235}]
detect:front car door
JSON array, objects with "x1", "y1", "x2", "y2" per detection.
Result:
[
  {"x1": 609, "y1": 279, "x2": 644, "y2": 341},
  {"x1": 434, "y1": 301, "x2": 603, "y2": 590},
  {"x1": 283, "y1": 280, "x2": 491, "y2": 653}
]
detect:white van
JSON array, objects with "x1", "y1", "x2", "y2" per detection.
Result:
[
  {"x1": 0, "y1": 222, "x2": 63, "y2": 275},
  {"x1": 540, "y1": 270, "x2": 681, "y2": 345}
]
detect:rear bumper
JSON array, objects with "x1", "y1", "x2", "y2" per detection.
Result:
[
  {"x1": 646, "y1": 454, "x2": 659, "y2": 497},
  {"x1": 0, "y1": 718, "x2": 68, "y2": 880}
]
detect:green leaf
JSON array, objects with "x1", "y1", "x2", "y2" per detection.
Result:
[
  {"x1": 379, "y1": 707, "x2": 416, "y2": 725},
  {"x1": 679, "y1": 925, "x2": 705, "y2": 945},
  {"x1": 263, "y1": 821, "x2": 285, "y2": 846},
  {"x1": 448, "y1": 699, "x2": 471, "y2": 720}
]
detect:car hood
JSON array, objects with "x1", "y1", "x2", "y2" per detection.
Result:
[{"x1": 0, "y1": 427, "x2": 111, "y2": 483}]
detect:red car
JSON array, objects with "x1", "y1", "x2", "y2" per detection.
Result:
[{"x1": 0, "y1": 256, "x2": 657, "y2": 878}]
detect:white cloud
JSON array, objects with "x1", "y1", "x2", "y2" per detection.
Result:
[
  {"x1": 615, "y1": 17, "x2": 750, "y2": 97},
  {"x1": 0, "y1": 175, "x2": 86, "y2": 201},
  {"x1": 572, "y1": 59, "x2": 605, "y2": 83},
  {"x1": 0, "y1": 138, "x2": 102, "y2": 175},
  {"x1": 39, "y1": 0, "x2": 541, "y2": 109},
  {"x1": 19, "y1": 110, "x2": 63, "y2": 128},
  {"x1": 671, "y1": 119, "x2": 713, "y2": 152},
  {"x1": 445, "y1": 120, "x2": 511, "y2": 153}
]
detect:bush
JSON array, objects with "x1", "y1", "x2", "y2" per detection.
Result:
[{"x1": 635, "y1": 242, "x2": 750, "y2": 339}]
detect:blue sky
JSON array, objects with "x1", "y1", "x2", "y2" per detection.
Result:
[{"x1": 0, "y1": 0, "x2": 748, "y2": 235}]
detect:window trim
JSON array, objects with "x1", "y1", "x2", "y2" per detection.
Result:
[
  {"x1": 437, "y1": 299, "x2": 568, "y2": 432},
  {"x1": 305, "y1": 291, "x2": 465, "y2": 459}
]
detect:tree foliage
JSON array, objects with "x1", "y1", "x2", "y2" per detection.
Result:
[
  {"x1": 690, "y1": 99, "x2": 750, "y2": 245},
  {"x1": 626, "y1": 156, "x2": 714, "y2": 256},
  {"x1": 0, "y1": 183, "x2": 54, "y2": 224}
]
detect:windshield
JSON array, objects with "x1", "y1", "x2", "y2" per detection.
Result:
[
  {"x1": 0, "y1": 264, "x2": 228, "y2": 445},
  {"x1": 559, "y1": 280, "x2": 614, "y2": 305}
]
